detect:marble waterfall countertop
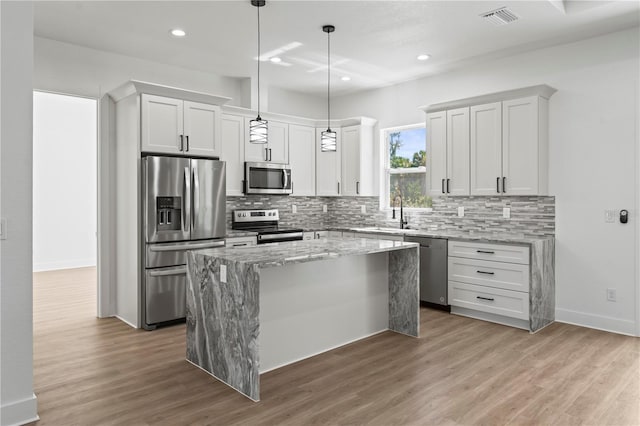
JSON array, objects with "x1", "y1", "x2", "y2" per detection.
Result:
[{"x1": 192, "y1": 237, "x2": 418, "y2": 268}]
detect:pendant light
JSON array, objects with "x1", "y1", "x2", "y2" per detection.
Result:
[
  {"x1": 249, "y1": 0, "x2": 268, "y2": 144},
  {"x1": 321, "y1": 25, "x2": 337, "y2": 152}
]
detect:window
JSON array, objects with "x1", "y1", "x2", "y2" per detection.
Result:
[{"x1": 381, "y1": 124, "x2": 430, "y2": 209}]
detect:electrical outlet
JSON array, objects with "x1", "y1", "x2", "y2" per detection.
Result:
[
  {"x1": 606, "y1": 288, "x2": 616, "y2": 302},
  {"x1": 0, "y1": 218, "x2": 6, "y2": 240},
  {"x1": 361, "y1": 205, "x2": 366, "y2": 214},
  {"x1": 322, "y1": 204, "x2": 328, "y2": 213},
  {"x1": 220, "y1": 264, "x2": 227, "y2": 283},
  {"x1": 605, "y1": 210, "x2": 616, "y2": 223},
  {"x1": 292, "y1": 205, "x2": 297, "y2": 214},
  {"x1": 503, "y1": 207, "x2": 511, "y2": 219},
  {"x1": 457, "y1": 206, "x2": 464, "y2": 217}
]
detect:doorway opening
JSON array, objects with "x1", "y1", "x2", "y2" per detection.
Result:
[{"x1": 32, "y1": 91, "x2": 98, "y2": 320}]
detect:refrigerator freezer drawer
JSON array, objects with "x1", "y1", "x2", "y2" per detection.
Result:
[
  {"x1": 146, "y1": 239, "x2": 225, "y2": 268},
  {"x1": 144, "y1": 266, "x2": 187, "y2": 326}
]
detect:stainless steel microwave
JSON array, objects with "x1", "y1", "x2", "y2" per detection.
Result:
[{"x1": 244, "y1": 162, "x2": 292, "y2": 195}]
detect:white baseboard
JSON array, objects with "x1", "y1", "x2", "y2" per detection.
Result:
[
  {"x1": 0, "y1": 393, "x2": 39, "y2": 426},
  {"x1": 33, "y1": 258, "x2": 96, "y2": 272},
  {"x1": 555, "y1": 308, "x2": 637, "y2": 337}
]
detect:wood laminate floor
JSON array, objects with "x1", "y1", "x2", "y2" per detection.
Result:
[{"x1": 31, "y1": 267, "x2": 639, "y2": 426}]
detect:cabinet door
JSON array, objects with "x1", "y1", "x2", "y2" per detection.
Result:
[
  {"x1": 221, "y1": 114, "x2": 245, "y2": 196},
  {"x1": 268, "y1": 121, "x2": 289, "y2": 164},
  {"x1": 470, "y1": 102, "x2": 502, "y2": 195},
  {"x1": 447, "y1": 107, "x2": 470, "y2": 195},
  {"x1": 316, "y1": 128, "x2": 342, "y2": 196},
  {"x1": 183, "y1": 101, "x2": 221, "y2": 158},
  {"x1": 341, "y1": 125, "x2": 361, "y2": 196},
  {"x1": 289, "y1": 124, "x2": 316, "y2": 196},
  {"x1": 141, "y1": 94, "x2": 183, "y2": 154},
  {"x1": 502, "y1": 96, "x2": 539, "y2": 195},
  {"x1": 244, "y1": 117, "x2": 268, "y2": 162},
  {"x1": 426, "y1": 111, "x2": 447, "y2": 196}
]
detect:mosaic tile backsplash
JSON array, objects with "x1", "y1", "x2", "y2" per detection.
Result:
[{"x1": 227, "y1": 195, "x2": 555, "y2": 237}]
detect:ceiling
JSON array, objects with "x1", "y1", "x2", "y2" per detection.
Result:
[{"x1": 34, "y1": 1, "x2": 640, "y2": 97}]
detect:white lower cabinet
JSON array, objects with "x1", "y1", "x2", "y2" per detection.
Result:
[
  {"x1": 225, "y1": 236, "x2": 257, "y2": 247},
  {"x1": 448, "y1": 240, "x2": 532, "y2": 330}
]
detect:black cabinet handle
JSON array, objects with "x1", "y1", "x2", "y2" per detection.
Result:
[
  {"x1": 186, "y1": 135, "x2": 190, "y2": 152},
  {"x1": 446, "y1": 178, "x2": 450, "y2": 193},
  {"x1": 337, "y1": 182, "x2": 340, "y2": 194},
  {"x1": 442, "y1": 179, "x2": 445, "y2": 194},
  {"x1": 477, "y1": 250, "x2": 495, "y2": 254},
  {"x1": 269, "y1": 148, "x2": 272, "y2": 161},
  {"x1": 476, "y1": 270, "x2": 495, "y2": 275},
  {"x1": 356, "y1": 181, "x2": 360, "y2": 195},
  {"x1": 496, "y1": 177, "x2": 500, "y2": 193},
  {"x1": 477, "y1": 296, "x2": 495, "y2": 301},
  {"x1": 503, "y1": 177, "x2": 506, "y2": 193},
  {"x1": 180, "y1": 135, "x2": 184, "y2": 151},
  {"x1": 265, "y1": 147, "x2": 269, "y2": 161}
]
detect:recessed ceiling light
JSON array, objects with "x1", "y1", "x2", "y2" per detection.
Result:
[
  {"x1": 170, "y1": 29, "x2": 186, "y2": 37},
  {"x1": 270, "y1": 57, "x2": 282, "y2": 63},
  {"x1": 341, "y1": 76, "x2": 351, "y2": 81},
  {"x1": 417, "y1": 54, "x2": 430, "y2": 61}
]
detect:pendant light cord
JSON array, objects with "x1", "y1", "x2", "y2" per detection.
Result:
[
  {"x1": 257, "y1": 4, "x2": 261, "y2": 118},
  {"x1": 327, "y1": 28, "x2": 331, "y2": 130}
]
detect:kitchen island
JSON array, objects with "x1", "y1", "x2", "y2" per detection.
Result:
[{"x1": 186, "y1": 237, "x2": 419, "y2": 401}]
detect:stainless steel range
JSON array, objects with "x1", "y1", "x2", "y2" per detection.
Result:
[{"x1": 232, "y1": 209, "x2": 303, "y2": 244}]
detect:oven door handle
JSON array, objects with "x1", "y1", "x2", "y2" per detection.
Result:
[{"x1": 258, "y1": 232, "x2": 303, "y2": 243}]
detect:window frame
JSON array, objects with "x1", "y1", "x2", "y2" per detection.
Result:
[{"x1": 379, "y1": 123, "x2": 429, "y2": 211}]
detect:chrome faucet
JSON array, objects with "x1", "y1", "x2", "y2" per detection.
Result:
[{"x1": 392, "y1": 194, "x2": 408, "y2": 229}]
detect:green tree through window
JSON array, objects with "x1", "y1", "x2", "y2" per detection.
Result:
[{"x1": 385, "y1": 126, "x2": 430, "y2": 208}]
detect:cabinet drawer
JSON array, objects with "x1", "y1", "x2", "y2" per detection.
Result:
[
  {"x1": 448, "y1": 240, "x2": 529, "y2": 264},
  {"x1": 448, "y1": 281, "x2": 529, "y2": 320},
  {"x1": 225, "y1": 236, "x2": 257, "y2": 247},
  {"x1": 448, "y1": 257, "x2": 529, "y2": 293}
]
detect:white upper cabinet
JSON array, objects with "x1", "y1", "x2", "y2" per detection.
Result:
[
  {"x1": 244, "y1": 119, "x2": 289, "y2": 164},
  {"x1": 470, "y1": 102, "x2": 502, "y2": 196},
  {"x1": 141, "y1": 94, "x2": 221, "y2": 158},
  {"x1": 340, "y1": 122, "x2": 376, "y2": 196},
  {"x1": 424, "y1": 85, "x2": 555, "y2": 197},
  {"x1": 220, "y1": 114, "x2": 245, "y2": 196},
  {"x1": 426, "y1": 108, "x2": 469, "y2": 196},
  {"x1": 183, "y1": 101, "x2": 222, "y2": 158},
  {"x1": 316, "y1": 128, "x2": 342, "y2": 196},
  {"x1": 502, "y1": 96, "x2": 547, "y2": 195},
  {"x1": 141, "y1": 94, "x2": 183, "y2": 154},
  {"x1": 289, "y1": 124, "x2": 316, "y2": 196}
]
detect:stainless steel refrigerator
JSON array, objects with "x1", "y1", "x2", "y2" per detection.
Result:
[{"x1": 142, "y1": 155, "x2": 226, "y2": 330}]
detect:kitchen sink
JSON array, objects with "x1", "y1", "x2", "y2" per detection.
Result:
[{"x1": 353, "y1": 227, "x2": 418, "y2": 234}]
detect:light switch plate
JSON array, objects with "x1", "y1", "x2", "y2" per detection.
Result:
[
  {"x1": 605, "y1": 210, "x2": 616, "y2": 223},
  {"x1": 361, "y1": 205, "x2": 366, "y2": 214},
  {"x1": 0, "y1": 218, "x2": 6, "y2": 240},
  {"x1": 292, "y1": 205, "x2": 297, "y2": 214},
  {"x1": 220, "y1": 264, "x2": 227, "y2": 283},
  {"x1": 457, "y1": 206, "x2": 464, "y2": 217},
  {"x1": 322, "y1": 204, "x2": 328, "y2": 213},
  {"x1": 503, "y1": 207, "x2": 511, "y2": 219}
]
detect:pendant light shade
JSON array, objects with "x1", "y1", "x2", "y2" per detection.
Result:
[
  {"x1": 321, "y1": 24, "x2": 336, "y2": 152},
  {"x1": 250, "y1": 0, "x2": 268, "y2": 144}
]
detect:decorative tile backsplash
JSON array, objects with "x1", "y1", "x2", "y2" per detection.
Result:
[{"x1": 227, "y1": 195, "x2": 555, "y2": 237}]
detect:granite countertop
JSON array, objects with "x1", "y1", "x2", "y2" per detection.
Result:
[
  {"x1": 339, "y1": 227, "x2": 552, "y2": 245},
  {"x1": 225, "y1": 230, "x2": 258, "y2": 238},
  {"x1": 192, "y1": 237, "x2": 418, "y2": 268}
]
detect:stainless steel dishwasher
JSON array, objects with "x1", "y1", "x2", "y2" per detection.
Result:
[{"x1": 404, "y1": 236, "x2": 449, "y2": 309}]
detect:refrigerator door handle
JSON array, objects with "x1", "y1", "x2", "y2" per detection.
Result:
[
  {"x1": 148, "y1": 267, "x2": 187, "y2": 278},
  {"x1": 192, "y1": 165, "x2": 200, "y2": 230},
  {"x1": 183, "y1": 167, "x2": 191, "y2": 233}
]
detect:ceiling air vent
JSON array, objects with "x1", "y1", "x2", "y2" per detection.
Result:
[{"x1": 480, "y1": 7, "x2": 520, "y2": 26}]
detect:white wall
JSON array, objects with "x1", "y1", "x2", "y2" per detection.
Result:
[
  {"x1": 334, "y1": 27, "x2": 640, "y2": 336},
  {"x1": 268, "y1": 86, "x2": 326, "y2": 118},
  {"x1": 33, "y1": 92, "x2": 97, "y2": 272},
  {"x1": 34, "y1": 36, "x2": 247, "y2": 104},
  {"x1": 0, "y1": 3, "x2": 39, "y2": 425}
]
